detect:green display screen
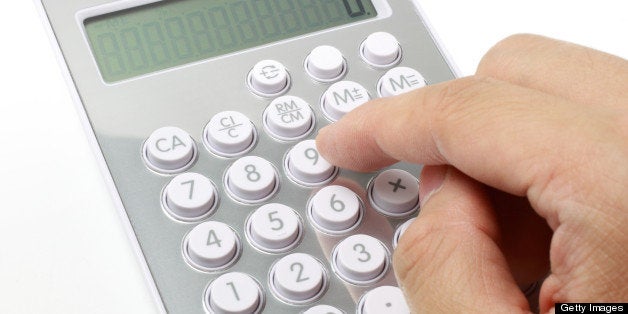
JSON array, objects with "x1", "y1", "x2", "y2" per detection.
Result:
[{"x1": 85, "y1": 0, "x2": 378, "y2": 82}]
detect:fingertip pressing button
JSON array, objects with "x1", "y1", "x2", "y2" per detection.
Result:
[
  {"x1": 369, "y1": 169, "x2": 419, "y2": 217},
  {"x1": 263, "y1": 96, "x2": 314, "y2": 140},
  {"x1": 377, "y1": 67, "x2": 426, "y2": 97},
  {"x1": 184, "y1": 221, "x2": 240, "y2": 271},
  {"x1": 321, "y1": 81, "x2": 370, "y2": 121},
  {"x1": 286, "y1": 140, "x2": 337, "y2": 186},
  {"x1": 305, "y1": 45, "x2": 346, "y2": 82},
  {"x1": 206, "y1": 272, "x2": 264, "y2": 314},
  {"x1": 361, "y1": 32, "x2": 401, "y2": 68},
  {"x1": 226, "y1": 156, "x2": 278, "y2": 203},
  {"x1": 333, "y1": 234, "x2": 388, "y2": 284},
  {"x1": 163, "y1": 172, "x2": 217, "y2": 221},
  {"x1": 143, "y1": 126, "x2": 196, "y2": 173},
  {"x1": 358, "y1": 286, "x2": 410, "y2": 314},
  {"x1": 248, "y1": 60, "x2": 290, "y2": 97},
  {"x1": 204, "y1": 111, "x2": 256, "y2": 157}
]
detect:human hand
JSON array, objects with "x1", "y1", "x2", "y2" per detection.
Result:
[{"x1": 316, "y1": 34, "x2": 628, "y2": 313}]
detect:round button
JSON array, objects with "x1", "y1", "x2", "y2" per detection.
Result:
[
  {"x1": 247, "y1": 203, "x2": 301, "y2": 252},
  {"x1": 377, "y1": 67, "x2": 426, "y2": 97},
  {"x1": 361, "y1": 32, "x2": 402, "y2": 68},
  {"x1": 321, "y1": 81, "x2": 371, "y2": 121},
  {"x1": 248, "y1": 60, "x2": 290, "y2": 97},
  {"x1": 286, "y1": 140, "x2": 337, "y2": 186},
  {"x1": 333, "y1": 234, "x2": 388, "y2": 284},
  {"x1": 271, "y1": 253, "x2": 326, "y2": 303},
  {"x1": 206, "y1": 272, "x2": 263, "y2": 314},
  {"x1": 204, "y1": 111, "x2": 256, "y2": 157},
  {"x1": 143, "y1": 126, "x2": 196, "y2": 173},
  {"x1": 304, "y1": 305, "x2": 343, "y2": 314},
  {"x1": 393, "y1": 218, "x2": 416, "y2": 248},
  {"x1": 358, "y1": 286, "x2": 410, "y2": 314},
  {"x1": 263, "y1": 96, "x2": 314, "y2": 140},
  {"x1": 163, "y1": 172, "x2": 217, "y2": 221},
  {"x1": 226, "y1": 156, "x2": 278, "y2": 203},
  {"x1": 369, "y1": 169, "x2": 419, "y2": 217},
  {"x1": 305, "y1": 45, "x2": 346, "y2": 82},
  {"x1": 308, "y1": 185, "x2": 362, "y2": 234},
  {"x1": 184, "y1": 221, "x2": 240, "y2": 271}
]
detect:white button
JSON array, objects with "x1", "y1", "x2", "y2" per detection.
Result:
[
  {"x1": 377, "y1": 67, "x2": 426, "y2": 97},
  {"x1": 308, "y1": 185, "x2": 362, "y2": 234},
  {"x1": 304, "y1": 305, "x2": 343, "y2": 314},
  {"x1": 271, "y1": 253, "x2": 326, "y2": 303},
  {"x1": 305, "y1": 45, "x2": 346, "y2": 82},
  {"x1": 393, "y1": 218, "x2": 416, "y2": 248},
  {"x1": 207, "y1": 272, "x2": 263, "y2": 314},
  {"x1": 359, "y1": 286, "x2": 410, "y2": 314},
  {"x1": 143, "y1": 126, "x2": 196, "y2": 173},
  {"x1": 263, "y1": 96, "x2": 314, "y2": 140},
  {"x1": 361, "y1": 32, "x2": 401, "y2": 68},
  {"x1": 248, "y1": 60, "x2": 290, "y2": 97},
  {"x1": 321, "y1": 81, "x2": 371, "y2": 121},
  {"x1": 247, "y1": 203, "x2": 301, "y2": 252},
  {"x1": 204, "y1": 111, "x2": 256, "y2": 157},
  {"x1": 286, "y1": 140, "x2": 337, "y2": 186},
  {"x1": 226, "y1": 156, "x2": 278, "y2": 203},
  {"x1": 184, "y1": 221, "x2": 239, "y2": 271},
  {"x1": 333, "y1": 234, "x2": 388, "y2": 284},
  {"x1": 163, "y1": 172, "x2": 217, "y2": 221},
  {"x1": 370, "y1": 169, "x2": 419, "y2": 217}
]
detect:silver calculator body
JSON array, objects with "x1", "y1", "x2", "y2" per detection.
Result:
[{"x1": 37, "y1": 0, "x2": 457, "y2": 313}]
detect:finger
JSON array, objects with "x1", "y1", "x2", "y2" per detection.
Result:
[
  {"x1": 395, "y1": 166, "x2": 530, "y2": 313},
  {"x1": 316, "y1": 75, "x2": 607, "y2": 202},
  {"x1": 477, "y1": 34, "x2": 628, "y2": 110}
]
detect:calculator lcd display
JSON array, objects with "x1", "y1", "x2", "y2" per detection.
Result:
[{"x1": 84, "y1": 0, "x2": 378, "y2": 82}]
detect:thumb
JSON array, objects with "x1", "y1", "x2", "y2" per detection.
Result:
[{"x1": 394, "y1": 166, "x2": 530, "y2": 313}]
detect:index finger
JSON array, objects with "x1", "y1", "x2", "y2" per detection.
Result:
[{"x1": 315, "y1": 76, "x2": 608, "y2": 198}]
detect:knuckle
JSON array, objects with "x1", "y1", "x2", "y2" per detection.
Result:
[{"x1": 477, "y1": 33, "x2": 547, "y2": 77}]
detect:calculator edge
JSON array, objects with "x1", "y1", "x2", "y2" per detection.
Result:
[{"x1": 33, "y1": 1, "x2": 168, "y2": 312}]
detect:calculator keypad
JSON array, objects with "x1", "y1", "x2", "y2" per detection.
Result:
[{"x1": 143, "y1": 32, "x2": 421, "y2": 313}]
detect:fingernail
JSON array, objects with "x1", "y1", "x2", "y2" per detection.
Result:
[{"x1": 419, "y1": 166, "x2": 448, "y2": 207}]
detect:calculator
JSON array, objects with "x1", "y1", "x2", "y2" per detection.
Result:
[{"x1": 37, "y1": 0, "x2": 458, "y2": 313}]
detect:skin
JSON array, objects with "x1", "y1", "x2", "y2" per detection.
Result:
[{"x1": 316, "y1": 34, "x2": 628, "y2": 313}]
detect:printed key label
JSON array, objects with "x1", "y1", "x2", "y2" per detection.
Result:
[{"x1": 275, "y1": 99, "x2": 305, "y2": 124}]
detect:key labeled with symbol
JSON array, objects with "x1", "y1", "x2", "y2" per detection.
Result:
[
  {"x1": 247, "y1": 60, "x2": 290, "y2": 97},
  {"x1": 204, "y1": 111, "x2": 256, "y2": 157},
  {"x1": 377, "y1": 67, "x2": 426, "y2": 97},
  {"x1": 143, "y1": 126, "x2": 197, "y2": 173},
  {"x1": 321, "y1": 81, "x2": 371, "y2": 121},
  {"x1": 369, "y1": 169, "x2": 419, "y2": 217},
  {"x1": 263, "y1": 96, "x2": 314, "y2": 140},
  {"x1": 357, "y1": 286, "x2": 410, "y2": 314}
]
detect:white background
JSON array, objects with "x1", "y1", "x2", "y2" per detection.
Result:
[{"x1": 0, "y1": 1, "x2": 625, "y2": 313}]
